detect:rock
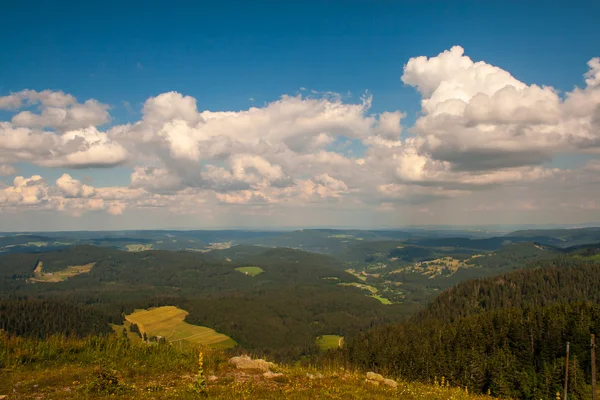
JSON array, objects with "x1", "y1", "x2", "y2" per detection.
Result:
[
  {"x1": 263, "y1": 371, "x2": 284, "y2": 379},
  {"x1": 366, "y1": 372, "x2": 385, "y2": 382},
  {"x1": 365, "y1": 379, "x2": 380, "y2": 386},
  {"x1": 229, "y1": 355, "x2": 276, "y2": 372},
  {"x1": 383, "y1": 378, "x2": 398, "y2": 388},
  {"x1": 207, "y1": 375, "x2": 218, "y2": 382}
]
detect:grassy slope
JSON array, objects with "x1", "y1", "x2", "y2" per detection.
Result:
[
  {"x1": 30, "y1": 261, "x2": 95, "y2": 283},
  {"x1": 0, "y1": 334, "x2": 491, "y2": 400},
  {"x1": 316, "y1": 335, "x2": 343, "y2": 350},
  {"x1": 124, "y1": 306, "x2": 235, "y2": 348},
  {"x1": 235, "y1": 266, "x2": 264, "y2": 277}
]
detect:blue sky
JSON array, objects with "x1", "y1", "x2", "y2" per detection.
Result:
[
  {"x1": 1, "y1": 0, "x2": 600, "y2": 230},
  {"x1": 3, "y1": 1, "x2": 598, "y2": 118}
]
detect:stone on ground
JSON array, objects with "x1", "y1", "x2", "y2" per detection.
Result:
[{"x1": 229, "y1": 355, "x2": 276, "y2": 372}]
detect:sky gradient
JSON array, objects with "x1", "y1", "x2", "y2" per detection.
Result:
[{"x1": 1, "y1": 0, "x2": 600, "y2": 230}]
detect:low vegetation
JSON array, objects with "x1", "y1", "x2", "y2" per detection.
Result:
[{"x1": 0, "y1": 333, "x2": 493, "y2": 400}]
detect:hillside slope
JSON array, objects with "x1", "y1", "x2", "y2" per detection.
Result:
[{"x1": 345, "y1": 260, "x2": 600, "y2": 400}]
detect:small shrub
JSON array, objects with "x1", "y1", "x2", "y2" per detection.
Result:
[{"x1": 86, "y1": 362, "x2": 125, "y2": 395}]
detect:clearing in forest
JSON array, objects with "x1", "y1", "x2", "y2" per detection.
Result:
[
  {"x1": 124, "y1": 306, "x2": 235, "y2": 349},
  {"x1": 29, "y1": 261, "x2": 95, "y2": 283},
  {"x1": 235, "y1": 266, "x2": 264, "y2": 276},
  {"x1": 316, "y1": 335, "x2": 344, "y2": 350},
  {"x1": 338, "y1": 282, "x2": 393, "y2": 304},
  {"x1": 391, "y1": 255, "x2": 480, "y2": 278},
  {"x1": 125, "y1": 244, "x2": 153, "y2": 252}
]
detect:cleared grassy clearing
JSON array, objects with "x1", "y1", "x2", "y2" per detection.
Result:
[
  {"x1": 316, "y1": 334, "x2": 344, "y2": 350},
  {"x1": 371, "y1": 294, "x2": 393, "y2": 305},
  {"x1": 391, "y1": 255, "x2": 480, "y2": 278},
  {"x1": 206, "y1": 242, "x2": 233, "y2": 250},
  {"x1": 30, "y1": 261, "x2": 95, "y2": 283},
  {"x1": 338, "y1": 282, "x2": 378, "y2": 293},
  {"x1": 124, "y1": 306, "x2": 235, "y2": 349},
  {"x1": 125, "y1": 243, "x2": 153, "y2": 252},
  {"x1": 338, "y1": 282, "x2": 394, "y2": 304},
  {"x1": 345, "y1": 268, "x2": 367, "y2": 281},
  {"x1": 235, "y1": 266, "x2": 264, "y2": 277}
]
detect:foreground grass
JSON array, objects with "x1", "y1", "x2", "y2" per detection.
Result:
[{"x1": 0, "y1": 334, "x2": 495, "y2": 399}]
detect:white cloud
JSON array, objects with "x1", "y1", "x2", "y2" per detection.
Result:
[
  {"x1": 12, "y1": 99, "x2": 110, "y2": 131},
  {"x1": 1, "y1": 90, "x2": 109, "y2": 131},
  {"x1": 0, "y1": 175, "x2": 49, "y2": 205},
  {"x1": 0, "y1": 90, "x2": 76, "y2": 110},
  {"x1": 1, "y1": 48, "x2": 600, "y2": 227},
  {"x1": 401, "y1": 46, "x2": 600, "y2": 170},
  {"x1": 56, "y1": 174, "x2": 95, "y2": 198},
  {"x1": 0, "y1": 165, "x2": 16, "y2": 176},
  {"x1": 585, "y1": 58, "x2": 600, "y2": 87},
  {"x1": 0, "y1": 123, "x2": 128, "y2": 168}
]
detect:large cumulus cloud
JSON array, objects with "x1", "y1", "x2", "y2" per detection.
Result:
[
  {"x1": 400, "y1": 46, "x2": 600, "y2": 171},
  {"x1": 1, "y1": 47, "x2": 600, "y2": 221}
]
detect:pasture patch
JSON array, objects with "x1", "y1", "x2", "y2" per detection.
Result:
[
  {"x1": 390, "y1": 255, "x2": 480, "y2": 278},
  {"x1": 124, "y1": 306, "x2": 235, "y2": 349},
  {"x1": 125, "y1": 244, "x2": 153, "y2": 252},
  {"x1": 29, "y1": 261, "x2": 95, "y2": 283},
  {"x1": 338, "y1": 282, "x2": 394, "y2": 304},
  {"x1": 235, "y1": 266, "x2": 264, "y2": 277},
  {"x1": 316, "y1": 335, "x2": 344, "y2": 350}
]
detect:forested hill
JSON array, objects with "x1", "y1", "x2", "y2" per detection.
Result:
[
  {"x1": 0, "y1": 245, "x2": 406, "y2": 360},
  {"x1": 345, "y1": 258, "x2": 600, "y2": 399},
  {"x1": 421, "y1": 257, "x2": 600, "y2": 322}
]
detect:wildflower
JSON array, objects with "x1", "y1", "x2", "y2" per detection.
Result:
[{"x1": 189, "y1": 351, "x2": 206, "y2": 394}]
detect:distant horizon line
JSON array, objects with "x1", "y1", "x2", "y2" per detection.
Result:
[{"x1": 2, "y1": 222, "x2": 600, "y2": 234}]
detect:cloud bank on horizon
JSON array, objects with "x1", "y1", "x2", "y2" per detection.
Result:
[{"x1": 1, "y1": 46, "x2": 600, "y2": 228}]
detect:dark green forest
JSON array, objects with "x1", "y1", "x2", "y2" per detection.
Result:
[
  {"x1": 345, "y1": 260, "x2": 600, "y2": 399},
  {"x1": 0, "y1": 245, "x2": 407, "y2": 360}
]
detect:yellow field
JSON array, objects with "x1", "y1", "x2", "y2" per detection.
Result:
[
  {"x1": 30, "y1": 261, "x2": 95, "y2": 283},
  {"x1": 345, "y1": 268, "x2": 368, "y2": 281},
  {"x1": 124, "y1": 306, "x2": 235, "y2": 349}
]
